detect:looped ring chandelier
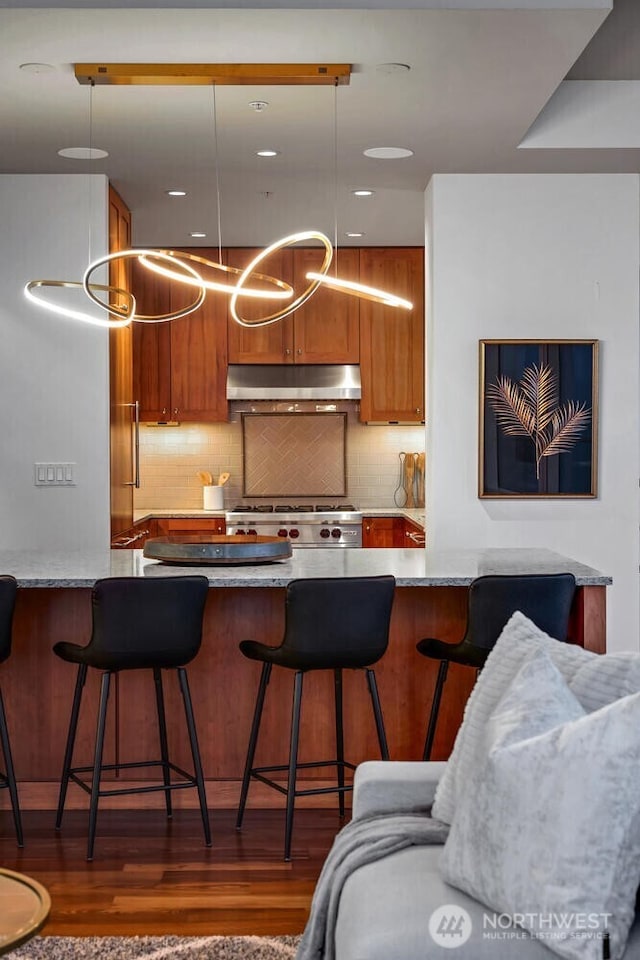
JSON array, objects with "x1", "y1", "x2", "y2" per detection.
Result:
[{"x1": 24, "y1": 64, "x2": 412, "y2": 328}]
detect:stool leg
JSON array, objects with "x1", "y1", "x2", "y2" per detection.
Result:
[
  {"x1": 366, "y1": 669, "x2": 389, "y2": 760},
  {"x1": 178, "y1": 668, "x2": 211, "y2": 848},
  {"x1": 423, "y1": 660, "x2": 449, "y2": 761},
  {"x1": 56, "y1": 663, "x2": 87, "y2": 831},
  {"x1": 236, "y1": 662, "x2": 272, "y2": 831},
  {"x1": 153, "y1": 668, "x2": 172, "y2": 820},
  {"x1": 87, "y1": 671, "x2": 111, "y2": 862},
  {"x1": 334, "y1": 668, "x2": 345, "y2": 818},
  {"x1": 285, "y1": 671, "x2": 304, "y2": 862},
  {"x1": 0, "y1": 686, "x2": 23, "y2": 847}
]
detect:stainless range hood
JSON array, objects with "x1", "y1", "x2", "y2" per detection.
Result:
[{"x1": 226, "y1": 364, "x2": 361, "y2": 401}]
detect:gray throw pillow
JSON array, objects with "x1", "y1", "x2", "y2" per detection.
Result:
[{"x1": 440, "y1": 649, "x2": 640, "y2": 960}]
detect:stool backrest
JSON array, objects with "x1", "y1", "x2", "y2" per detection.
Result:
[
  {"x1": 280, "y1": 575, "x2": 396, "y2": 669},
  {"x1": 465, "y1": 573, "x2": 576, "y2": 651},
  {"x1": 0, "y1": 575, "x2": 18, "y2": 664},
  {"x1": 88, "y1": 576, "x2": 210, "y2": 669}
]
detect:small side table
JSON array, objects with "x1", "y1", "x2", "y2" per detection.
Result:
[{"x1": 0, "y1": 868, "x2": 51, "y2": 956}]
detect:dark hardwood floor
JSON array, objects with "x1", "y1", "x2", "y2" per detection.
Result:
[{"x1": 0, "y1": 808, "x2": 343, "y2": 936}]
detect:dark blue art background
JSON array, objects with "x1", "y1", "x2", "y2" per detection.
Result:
[{"x1": 482, "y1": 342, "x2": 595, "y2": 496}]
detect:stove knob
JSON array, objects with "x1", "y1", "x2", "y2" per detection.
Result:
[
  {"x1": 289, "y1": 528, "x2": 300, "y2": 539},
  {"x1": 236, "y1": 529, "x2": 246, "y2": 536},
  {"x1": 247, "y1": 529, "x2": 257, "y2": 536},
  {"x1": 277, "y1": 528, "x2": 288, "y2": 538},
  {"x1": 320, "y1": 528, "x2": 330, "y2": 539},
  {"x1": 331, "y1": 528, "x2": 342, "y2": 539}
]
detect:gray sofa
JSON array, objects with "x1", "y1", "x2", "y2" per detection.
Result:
[{"x1": 334, "y1": 761, "x2": 640, "y2": 960}]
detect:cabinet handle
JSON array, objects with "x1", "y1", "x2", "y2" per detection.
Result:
[
  {"x1": 365, "y1": 525, "x2": 371, "y2": 532},
  {"x1": 113, "y1": 528, "x2": 149, "y2": 547},
  {"x1": 124, "y1": 400, "x2": 140, "y2": 488},
  {"x1": 162, "y1": 407, "x2": 167, "y2": 416},
  {"x1": 173, "y1": 408, "x2": 179, "y2": 416},
  {"x1": 297, "y1": 348, "x2": 302, "y2": 355},
  {"x1": 406, "y1": 531, "x2": 426, "y2": 545},
  {"x1": 285, "y1": 349, "x2": 291, "y2": 356},
  {"x1": 415, "y1": 407, "x2": 421, "y2": 414}
]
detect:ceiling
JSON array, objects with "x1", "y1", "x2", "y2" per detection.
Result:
[{"x1": 1, "y1": 1, "x2": 637, "y2": 247}]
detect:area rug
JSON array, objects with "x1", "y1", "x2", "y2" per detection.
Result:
[{"x1": 11, "y1": 936, "x2": 301, "y2": 960}]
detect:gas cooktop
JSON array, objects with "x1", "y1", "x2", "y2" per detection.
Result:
[{"x1": 230, "y1": 504, "x2": 357, "y2": 513}]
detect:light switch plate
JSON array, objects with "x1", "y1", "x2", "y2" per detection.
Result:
[{"x1": 34, "y1": 462, "x2": 76, "y2": 486}]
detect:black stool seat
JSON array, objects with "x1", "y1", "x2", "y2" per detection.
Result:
[
  {"x1": 0, "y1": 575, "x2": 23, "y2": 847},
  {"x1": 417, "y1": 573, "x2": 577, "y2": 760},
  {"x1": 54, "y1": 575, "x2": 211, "y2": 860},
  {"x1": 236, "y1": 575, "x2": 396, "y2": 860}
]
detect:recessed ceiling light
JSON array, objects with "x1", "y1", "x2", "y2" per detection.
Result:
[
  {"x1": 352, "y1": 189, "x2": 374, "y2": 197},
  {"x1": 375, "y1": 63, "x2": 411, "y2": 75},
  {"x1": 57, "y1": 147, "x2": 109, "y2": 160},
  {"x1": 256, "y1": 149, "x2": 279, "y2": 158},
  {"x1": 249, "y1": 100, "x2": 269, "y2": 112},
  {"x1": 166, "y1": 189, "x2": 187, "y2": 197},
  {"x1": 363, "y1": 146, "x2": 414, "y2": 160},
  {"x1": 190, "y1": 232, "x2": 206, "y2": 238},
  {"x1": 345, "y1": 232, "x2": 364, "y2": 238},
  {"x1": 19, "y1": 62, "x2": 56, "y2": 74}
]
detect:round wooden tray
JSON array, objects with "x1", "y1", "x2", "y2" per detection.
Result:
[{"x1": 143, "y1": 534, "x2": 293, "y2": 565}]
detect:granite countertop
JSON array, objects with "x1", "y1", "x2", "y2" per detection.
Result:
[{"x1": 3, "y1": 548, "x2": 609, "y2": 589}]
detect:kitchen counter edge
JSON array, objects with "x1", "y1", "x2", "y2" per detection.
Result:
[{"x1": 4, "y1": 547, "x2": 610, "y2": 589}]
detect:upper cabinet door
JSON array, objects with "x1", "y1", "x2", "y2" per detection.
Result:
[
  {"x1": 292, "y1": 247, "x2": 360, "y2": 363},
  {"x1": 359, "y1": 247, "x2": 425, "y2": 423},
  {"x1": 131, "y1": 257, "x2": 172, "y2": 421},
  {"x1": 226, "y1": 247, "x2": 294, "y2": 363},
  {"x1": 168, "y1": 251, "x2": 228, "y2": 422}
]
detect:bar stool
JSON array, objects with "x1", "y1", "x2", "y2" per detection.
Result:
[
  {"x1": 417, "y1": 572, "x2": 576, "y2": 760},
  {"x1": 53, "y1": 575, "x2": 210, "y2": 860},
  {"x1": 236, "y1": 575, "x2": 396, "y2": 861},
  {"x1": 0, "y1": 575, "x2": 23, "y2": 847}
]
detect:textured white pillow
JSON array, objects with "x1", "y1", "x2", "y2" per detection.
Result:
[
  {"x1": 441, "y1": 650, "x2": 640, "y2": 960},
  {"x1": 432, "y1": 611, "x2": 640, "y2": 825}
]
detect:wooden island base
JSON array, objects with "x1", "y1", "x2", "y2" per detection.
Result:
[{"x1": 4, "y1": 584, "x2": 604, "y2": 810}]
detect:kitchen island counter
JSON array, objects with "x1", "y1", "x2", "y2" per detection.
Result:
[
  {"x1": 4, "y1": 546, "x2": 608, "y2": 589},
  {"x1": 3, "y1": 547, "x2": 608, "y2": 809}
]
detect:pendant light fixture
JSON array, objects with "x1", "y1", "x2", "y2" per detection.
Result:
[
  {"x1": 24, "y1": 64, "x2": 413, "y2": 327},
  {"x1": 24, "y1": 79, "x2": 138, "y2": 328}
]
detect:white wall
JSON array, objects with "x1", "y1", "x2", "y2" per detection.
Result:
[
  {"x1": 0, "y1": 175, "x2": 111, "y2": 550},
  {"x1": 425, "y1": 174, "x2": 640, "y2": 651}
]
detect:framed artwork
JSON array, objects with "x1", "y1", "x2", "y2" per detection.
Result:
[{"x1": 479, "y1": 339, "x2": 598, "y2": 499}]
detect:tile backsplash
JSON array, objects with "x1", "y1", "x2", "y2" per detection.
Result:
[{"x1": 134, "y1": 402, "x2": 425, "y2": 511}]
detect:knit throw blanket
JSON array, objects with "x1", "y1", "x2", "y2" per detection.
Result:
[{"x1": 295, "y1": 812, "x2": 450, "y2": 960}]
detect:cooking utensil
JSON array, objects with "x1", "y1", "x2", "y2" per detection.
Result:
[
  {"x1": 416, "y1": 452, "x2": 425, "y2": 507},
  {"x1": 217, "y1": 472, "x2": 230, "y2": 486},
  {"x1": 394, "y1": 453, "x2": 408, "y2": 507},
  {"x1": 197, "y1": 470, "x2": 213, "y2": 486},
  {"x1": 404, "y1": 453, "x2": 416, "y2": 508}
]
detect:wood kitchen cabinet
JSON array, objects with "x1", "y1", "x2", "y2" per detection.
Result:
[
  {"x1": 108, "y1": 186, "x2": 135, "y2": 538},
  {"x1": 362, "y1": 516, "x2": 425, "y2": 548},
  {"x1": 132, "y1": 251, "x2": 228, "y2": 422},
  {"x1": 359, "y1": 247, "x2": 425, "y2": 423},
  {"x1": 226, "y1": 246, "x2": 359, "y2": 364},
  {"x1": 362, "y1": 516, "x2": 404, "y2": 547},
  {"x1": 155, "y1": 518, "x2": 226, "y2": 536}
]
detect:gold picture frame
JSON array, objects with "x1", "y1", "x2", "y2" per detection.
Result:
[{"x1": 479, "y1": 339, "x2": 598, "y2": 499}]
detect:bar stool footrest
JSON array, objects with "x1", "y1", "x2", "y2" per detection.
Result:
[
  {"x1": 68, "y1": 759, "x2": 198, "y2": 799},
  {"x1": 250, "y1": 759, "x2": 356, "y2": 798}
]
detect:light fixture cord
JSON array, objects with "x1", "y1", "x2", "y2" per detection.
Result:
[
  {"x1": 333, "y1": 80, "x2": 339, "y2": 275},
  {"x1": 212, "y1": 84, "x2": 223, "y2": 264},
  {"x1": 88, "y1": 79, "x2": 94, "y2": 266}
]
